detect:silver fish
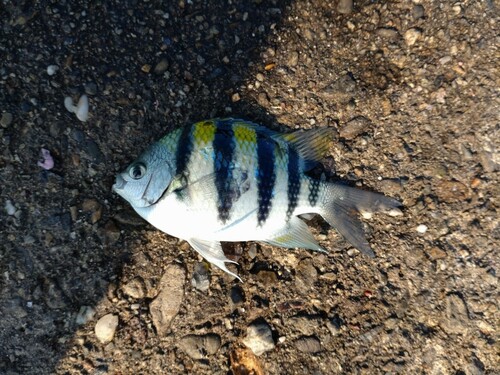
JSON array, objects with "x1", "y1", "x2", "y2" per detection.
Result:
[{"x1": 113, "y1": 118, "x2": 401, "y2": 280}]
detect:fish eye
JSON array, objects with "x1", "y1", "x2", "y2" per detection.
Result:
[{"x1": 129, "y1": 163, "x2": 147, "y2": 180}]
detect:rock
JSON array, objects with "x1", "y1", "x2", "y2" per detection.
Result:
[
  {"x1": 340, "y1": 116, "x2": 371, "y2": 139},
  {"x1": 404, "y1": 28, "x2": 422, "y2": 46},
  {"x1": 295, "y1": 336, "x2": 322, "y2": 353},
  {"x1": 337, "y1": 0, "x2": 353, "y2": 14},
  {"x1": 191, "y1": 262, "x2": 210, "y2": 291},
  {"x1": 295, "y1": 258, "x2": 317, "y2": 290},
  {"x1": 256, "y1": 270, "x2": 278, "y2": 285},
  {"x1": 95, "y1": 314, "x2": 119, "y2": 344},
  {"x1": 76, "y1": 306, "x2": 96, "y2": 325},
  {"x1": 47, "y1": 65, "x2": 59, "y2": 75},
  {"x1": 287, "y1": 51, "x2": 299, "y2": 67},
  {"x1": 149, "y1": 264, "x2": 186, "y2": 336},
  {"x1": 416, "y1": 224, "x2": 428, "y2": 234},
  {"x1": 242, "y1": 320, "x2": 275, "y2": 356},
  {"x1": 427, "y1": 247, "x2": 447, "y2": 260},
  {"x1": 230, "y1": 285, "x2": 245, "y2": 305},
  {"x1": 256, "y1": 73, "x2": 265, "y2": 82},
  {"x1": 1, "y1": 112, "x2": 13, "y2": 128},
  {"x1": 376, "y1": 27, "x2": 400, "y2": 40},
  {"x1": 122, "y1": 277, "x2": 146, "y2": 299},
  {"x1": 230, "y1": 347, "x2": 264, "y2": 375},
  {"x1": 321, "y1": 74, "x2": 357, "y2": 103},
  {"x1": 84, "y1": 82, "x2": 97, "y2": 96},
  {"x1": 82, "y1": 199, "x2": 102, "y2": 224},
  {"x1": 5, "y1": 199, "x2": 16, "y2": 216},
  {"x1": 97, "y1": 220, "x2": 121, "y2": 245},
  {"x1": 178, "y1": 333, "x2": 221, "y2": 359},
  {"x1": 154, "y1": 59, "x2": 169, "y2": 74},
  {"x1": 412, "y1": 4, "x2": 425, "y2": 20},
  {"x1": 441, "y1": 294, "x2": 470, "y2": 334},
  {"x1": 434, "y1": 180, "x2": 469, "y2": 203}
]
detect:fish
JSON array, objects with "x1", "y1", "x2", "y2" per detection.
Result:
[{"x1": 113, "y1": 118, "x2": 401, "y2": 280}]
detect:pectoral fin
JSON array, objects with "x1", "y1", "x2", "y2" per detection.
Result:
[
  {"x1": 188, "y1": 238, "x2": 241, "y2": 281},
  {"x1": 264, "y1": 217, "x2": 326, "y2": 252}
]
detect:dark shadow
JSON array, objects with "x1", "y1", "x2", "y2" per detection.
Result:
[{"x1": 0, "y1": 1, "x2": 293, "y2": 374}]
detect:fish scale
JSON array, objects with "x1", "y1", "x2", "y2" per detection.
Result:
[{"x1": 113, "y1": 118, "x2": 401, "y2": 280}]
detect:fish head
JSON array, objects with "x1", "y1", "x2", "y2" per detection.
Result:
[{"x1": 113, "y1": 144, "x2": 173, "y2": 208}]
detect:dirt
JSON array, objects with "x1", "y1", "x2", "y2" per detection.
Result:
[{"x1": 0, "y1": 1, "x2": 498, "y2": 374}]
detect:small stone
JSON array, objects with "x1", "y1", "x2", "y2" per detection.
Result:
[
  {"x1": 191, "y1": 262, "x2": 210, "y2": 292},
  {"x1": 376, "y1": 27, "x2": 400, "y2": 40},
  {"x1": 178, "y1": 334, "x2": 221, "y2": 359},
  {"x1": 47, "y1": 65, "x2": 59, "y2": 75},
  {"x1": 141, "y1": 64, "x2": 151, "y2": 73},
  {"x1": 416, "y1": 224, "x2": 428, "y2": 234},
  {"x1": 256, "y1": 270, "x2": 278, "y2": 285},
  {"x1": 0, "y1": 112, "x2": 13, "y2": 128},
  {"x1": 230, "y1": 347, "x2": 264, "y2": 375},
  {"x1": 150, "y1": 264, "x2": 186, "y2": 336},
  {"x1": 404, "y1": 28, "x2": 422, "y2": 46},
  {"x1": 340, "y1": 116, "x2": 371, "y2": 140},
  {"x1": 257, "y1": 92, "x2": 269, "y2": 106},
  {"x1": 434, "y1": 180, "x2": 469, "y2": 203},
  {"x1": 412, "y1": 5, "x2": 425, "y2": 20},
  {"x1": 122, "y1": 277, "x2": 146, "y2": 299},
  {"x1": 337, "y1": 0, "x2": 353, "y2": 14},
  {"x1": 97, "y1": 220, "x2": 120, "y2": 245},
  {"x1": 76, "y1": 95, "x2": 89, "y2": 122},
  {"x1": 287, "y1": 51, "x2": 299, "y2": 67},
  {"x1": 76, "y1": 306, "x2": 96, "y2": 325},
  {"x1": 84, "y1": 82, "x2": 97, "y2": 96},
  {"x1": 5, "y1": 199, "x2": 16, "y2": 216},
  {"x1": 242, "y1": 320, "x2": 275, "y2": 356},
  {"x1": 231, "y1": 92, "x2": 241, "y2": 102},
  {"x1": 256, "y1": 73, "x2": 265, "y2": 82},
  {"x1": 153, "y1": 59, "x2": 169, "y2": 74},
  {"x1": 295, "y1": 336, "x2": 321, "y2": 353},
  {"x1": 441, "y1": 294, "x2": 470, "y2": 334},
  {"x1": 95, "y1": 314, "x2": 119, "y2": 344},
  {"x1": 82, "y1": 199, "x2": 102, "y2": 224},
  {"x1": 427, "y1": 247, "x2": 447, "y2": 260}
]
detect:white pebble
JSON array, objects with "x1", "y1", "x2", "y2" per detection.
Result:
[
  {"x1": 416, "y1": 224, "x2": 428, "y2": 233},
  {"x1": 95, "y1": 314, "x2": 119, "y2": 344},
  {"x1": 361, "y1": 211, "x2": 373, "y2": 220},
  {"x1": 388, "y1": 208, "x2": 403, "y2": 217},
  {"x1": 64, "y1": 96, "x2": 77, "y2": 113},
  {"x1": 5, "y1": 200, "x2": 16, "y2": 216},
  {"x1": 47, "y1": 65, "x2": 59, "y2": 76},
  {"x1": 76, "y1": 95, "x2": 89, "y2": 122}
]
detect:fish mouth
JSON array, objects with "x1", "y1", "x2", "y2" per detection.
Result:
[{"x1": 112, "y1": 174, "x2": 127, "y2": 192}]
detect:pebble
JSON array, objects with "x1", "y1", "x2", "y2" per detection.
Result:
[
  {"x1": 242, "y1": 320, "x2": 275, "y2": 356},
  {"x1": 412, "y1": 4, "x2": 425, "y2": 20},
  {"x1": 84, "y1": 82, "x2": 97, "y2": 96},
  {"x1": 5, "y1": 199, "x2": 16, "y2": 216},
  {"x1": 1, "y1": 112, "x2": 13, "y2": 128},
  {"x1": 97, "y1": 220, "x2": 121, "y2": 245},
  {"x1": 256, "y1": 73, "x2": 265, "y2": 82},
  {"x1": 191, "y1": 262, "x2": 210, "y2": 291},
  {"x1": 295, "y1": 336, "x2": 322, "y2": 353},
  {"x1": 434, "y1": 180, "x2": 469, "y2": 203},
  {"x1": 95, "y1": 314, "x2": 119, "y2": 344},
  {"x1": 416, "y1": 224, "x2": 428, "y2": 234},
  {"x1": 340, "y1": 116, "x2": 371, "y2": 140},
  {"x1": 82, "y1": 199, "x2": 102, "y2": 224},
  {"x1": 178, "y1": 333, "x2": 221, "y2": 359},
  {"x1": 337, "y1": 0, "x2": 353, "y2": 14},
  {"x1": 76, "y1": 306, "x2": 96, "y2": 325},
  {"x1": 441, "y1": 294, "x2": 470, "y2": 334},
  {"x1": 404, "y1": 28, "x2": 422, "y2": 46},
  {"x1": 47, "y1": 65, "x2": 59, "y2": 75},
  {"x1": 64, "y1": 95, "x2": 89, "y2": 122},
  {"x1": 427, "y1": 247, "x2": 447, "y2": 260},
  {"x1": 149, "y1": 264, "x2": 186, "y2": 336},
  {"x1": 231, "y1": 92, "x2": 241, "y2": 102},
  {"x1": 287, "y1": 51, "x2": 299, "y2": 67},
  {"x1": 376, "y1": 27, "x2": 400, "y2": 40},
  {"x1": 122, "y1": 277, "x2": 146, "y2": 299},
  {"x1": 230, "y1": 347, "x2": 264, "y2": 375},
  {"x1": 154, "y1": 58, "x2": 169, "y2": 74}
]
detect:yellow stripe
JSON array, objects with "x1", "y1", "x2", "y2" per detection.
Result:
[
  {"x1": 233, "y1": 123, "x2": 257, "y2": 150},
  {"x1": 193, "y1": 120, "x2": 216, "y2": 145}
]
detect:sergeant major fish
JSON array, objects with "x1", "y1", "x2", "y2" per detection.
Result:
[{"x1": 113, "y1": 118, "x2": 401, "y2": 280}]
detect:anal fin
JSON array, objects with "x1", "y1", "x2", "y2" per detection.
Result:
[
  {"x1": 188, "y1": 238, "x2": 241, "y2": 281},
  {"x1": 264, "y1": 217, "x2": 326, "y2": 252}
]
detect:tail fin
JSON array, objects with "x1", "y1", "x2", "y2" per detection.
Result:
[{"x1": 320, "y1": 183, "x2": 401, "y2": 257}]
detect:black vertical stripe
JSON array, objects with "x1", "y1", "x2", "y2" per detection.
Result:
[
  {"x1": 175, "y1": 125, "x2": 194, "y2": 176},
  {"x1": 256, "y1": 135, "x2": 276, "y2": 226},
  {"x1": 213, "y1": 120, "x2": 235, "y2": 223},
  {"x1": 308, "y1": 178, "x2": 320, "y2": 207},
  {"x1": 286, "y1": 148, "x2": 301, "y2": 220}
]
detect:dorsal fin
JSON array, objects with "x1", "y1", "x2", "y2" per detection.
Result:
[{"x1": 278, "y1": 127, "x2": 336, "y2": 169}]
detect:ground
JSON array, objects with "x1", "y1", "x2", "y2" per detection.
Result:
[{"x1": 0, "y1": 1, "x2": 498, "y2": 374}]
